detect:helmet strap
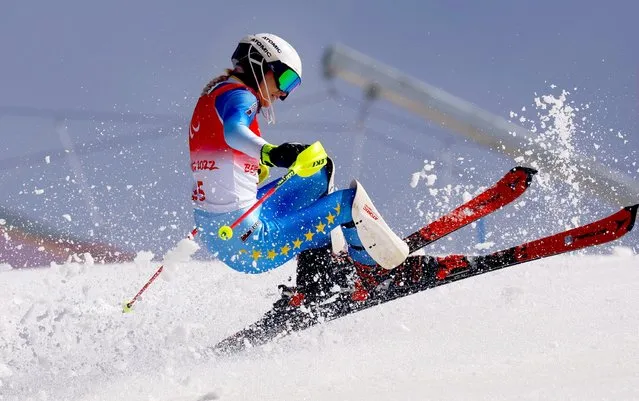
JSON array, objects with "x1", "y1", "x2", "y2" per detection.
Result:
[{"x1": 247, "y1": 46, "x2": 276, "y2": 125}]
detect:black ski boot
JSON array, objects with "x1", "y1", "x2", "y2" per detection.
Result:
[
  {"x1": 273, "y1": 245, "x2": 355, "y2": 309},
  {"x1": 272, "y1": 284, "x2": 305, "y2": 310}
]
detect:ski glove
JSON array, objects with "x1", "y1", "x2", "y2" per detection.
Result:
[
  {"x1": 257, "y1": 163, "x2": 270, "y2": 185},
  {"x1": 260, "y1": 142, "x2": 310, "y2": 169}
]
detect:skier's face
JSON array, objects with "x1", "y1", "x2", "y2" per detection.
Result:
[{"x1": 258, "y1": 71, "x2": 286, "y2": 107}]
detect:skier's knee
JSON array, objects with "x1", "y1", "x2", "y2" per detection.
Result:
[{"x1": 348, "y1": 180, "x2": 408, "y2": 269}]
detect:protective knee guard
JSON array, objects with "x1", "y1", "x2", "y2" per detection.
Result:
[{"x1": 350, "y1": 180, "x2": 409, "y2": 269}]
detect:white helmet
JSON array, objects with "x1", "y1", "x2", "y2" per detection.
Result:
[
  {"x1": 233, "y1": 33, "x2": 302, "y2": 79},
  {"x1": 231, "y1": 33, "x2": 302, "y2": 124}
]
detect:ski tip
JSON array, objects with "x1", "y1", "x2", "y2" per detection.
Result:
[
  {"x1": 207, "y1": 342, "x2": 232, "y2": 358},
  {"x1": 209, "y1": 343, "x2": 230, "y2": 357},
  {"x1": 512, "y1": 166, "x2": 538, "y2": 176},
  {"x1": 511, "y1": 166, "x2": 538, "y2": 187},
  {"x1": 624, "y1": 204, "x2": 638, "y2": 233},
  {"x1": 209, "y1": 335, "x2": 249, "y2": 357}
]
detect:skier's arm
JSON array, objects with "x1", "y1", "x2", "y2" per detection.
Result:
[
  {"x1": 216, "y1": 89, "x2": 267, "y2": 160},
  {"x1": 216, "y1": 88, "x2": 310, "y2": 169}
]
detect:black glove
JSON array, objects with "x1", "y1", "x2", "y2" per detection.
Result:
[{"x1": 260, "y1": 142, "x2": 310, "y2": 168}]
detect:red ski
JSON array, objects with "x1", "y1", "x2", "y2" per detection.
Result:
[
  {"x1": 212, "y1": 204, "x2": 638, "y2": 356},
  {"x1": 435, "y1": 204, "x2": 638, "y2": 280},
  {"x1": 404, "y1": 166, "x2": 536, "y2": 252}
]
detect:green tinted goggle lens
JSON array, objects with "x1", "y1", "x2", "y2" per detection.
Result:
[{"x1": 277, "y1": 69, "x2": 301, "y2": 94}]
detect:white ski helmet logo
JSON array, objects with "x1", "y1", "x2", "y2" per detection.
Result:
[{"x1": 239, "y1": 33, "x2": 302, "y2": 79}]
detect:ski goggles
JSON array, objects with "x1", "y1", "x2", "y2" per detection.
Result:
[{"x1": 269, "y1": 61, "x2": 301, "y2": 100}]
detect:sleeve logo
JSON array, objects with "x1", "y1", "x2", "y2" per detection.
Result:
[{"x1": 246, "y1": 101, "x2": 258, "y2": 117}]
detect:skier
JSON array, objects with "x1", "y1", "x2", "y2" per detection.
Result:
[{"x1": 188, "y1": 33, "x2": 409, "y2": 306}]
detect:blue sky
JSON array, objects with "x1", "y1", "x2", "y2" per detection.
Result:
[{"x1": 1, "y1": 0, "x2": 637, "y2": 255}]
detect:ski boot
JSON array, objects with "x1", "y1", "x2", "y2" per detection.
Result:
[
  {"x1": 273, "y1": 284, "x2": 306, "y2": 309},
  {"x1": 273, "y1": 245, "x2": 356, "y2": 310},
  {"x1": 350, "y1": 256, "x2": 435, "y2": 302}
]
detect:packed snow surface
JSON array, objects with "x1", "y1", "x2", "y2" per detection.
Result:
[{"x1": 1, "y1": 251, "x2": 638, "y2": 401}]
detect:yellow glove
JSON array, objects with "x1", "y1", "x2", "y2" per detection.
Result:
[{"x1": 258, "y1": 163, "x2": 270, "y2": 185}]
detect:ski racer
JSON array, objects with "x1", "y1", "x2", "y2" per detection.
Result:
[{"x1": 188, "y1": 33, "x2": 408, "y2": 305}]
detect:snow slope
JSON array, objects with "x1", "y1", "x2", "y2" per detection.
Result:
[{"x1": 1, "y1": 250, "x2": 638, "y2": 401}]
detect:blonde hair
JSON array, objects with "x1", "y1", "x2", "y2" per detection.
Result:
[{"x1": 201, "y1": 68, "x2": 235, "y2": 97}]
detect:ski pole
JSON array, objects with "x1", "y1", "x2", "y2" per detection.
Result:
[
  {"x1": 122, "y1": 228, "x2": 198, "y2": 313},
  {"x1": 218, "y1": 141, "x2": 328, "y2": 240},
  {"x1": 122, "y1": 142, "x2": 328, "y2": 313}
]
